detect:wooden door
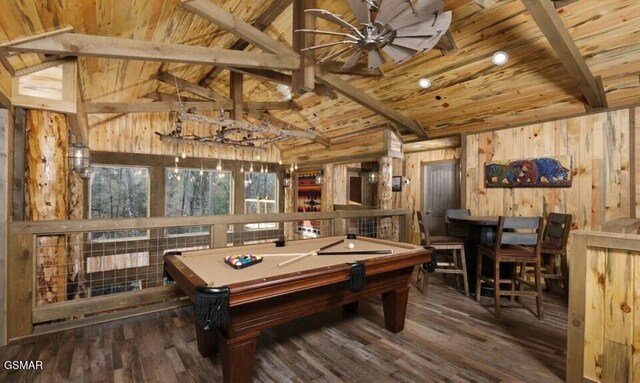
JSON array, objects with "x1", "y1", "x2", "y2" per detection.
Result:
[{"x1": 422, "y1": 161, "x2": 459, "y2": 235}]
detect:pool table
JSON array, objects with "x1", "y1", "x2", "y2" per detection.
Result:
[{"x1": 164, "y1": 235, "x2": 431, "y2": 383}]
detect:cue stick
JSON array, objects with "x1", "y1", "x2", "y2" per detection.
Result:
[
  {"x1": 278, "y1": 238, "x2": 345, "y2": 267},
  {"x1": 316, "y1": 250, "x2": 393, "y2": 256}
]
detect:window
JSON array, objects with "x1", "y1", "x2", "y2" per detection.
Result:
[
  {"x1": 165, "y1": 168, "x2": 232, "y2": 235},
  {"x1": 244, "y1": 172, "x2": 278, "y2": 229},
  {"x1": 90, "y1": 166, "x2": 149, "y2": 241}
]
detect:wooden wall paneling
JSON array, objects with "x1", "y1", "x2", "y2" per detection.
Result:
[
  {"x1": 636, "y1": 108, "x2": 640, "y2": 217},
  {"x1": 629, "y1": 108, "x2": 636, "y2": 218},
  {"x1": 582, "y1": 247, "x2": 605, "y2": 381},
  {"x1": 26, "y1": 110, "x2": 69, "y2": 305},
  {"x1": 12, "y1": 108, "x2": 25, "y2": 221},
  {"x1": 602, "y1": 249, "x2": 633, "y2": 382},
  {"x1": 0, "y1": 62, "x2": 11, "y2": 108},
  {"x1": 633, "y1": 253, "x2": 640, "y2": 383},
  {"x1": 0, "y1": 109, "x2": 8, "y2": 344}
]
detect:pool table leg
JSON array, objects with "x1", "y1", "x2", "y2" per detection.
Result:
[
  {"x1": 195, "y1": 324, "x2": 218, "y2": 357},
  {"x1": 343, "y1": 301, "x2": 359, "y2": 313},
  {"x1": 221, "y1": 331, "x2": 260, "y2": 383},
  {"x1": 381, "y1": 286, "x2": 410, "y2": 332}
]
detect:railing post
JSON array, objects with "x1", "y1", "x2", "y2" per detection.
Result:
[
  {"x1": 212, "y1": 224, "x2": 228, "y2": 248},
  {"x1": 7, "y1": 233, "x2": 34, "y2": 339}
]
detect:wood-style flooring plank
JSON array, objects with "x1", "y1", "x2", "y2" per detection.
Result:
[{"x1": 0, "y1": 274, "x2": 567, "y2": 382}]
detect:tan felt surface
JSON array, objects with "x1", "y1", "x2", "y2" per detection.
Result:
[{"x1": 177, "y1": 236, "x2": 423, "y2": 287}]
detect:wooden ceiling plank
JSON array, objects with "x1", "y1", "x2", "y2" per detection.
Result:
[
  {"x1": 183, "y1": 0, "x2": 424, "y2": 138},
  {"x1": 143, "y1": 91, "x2": 201, "y2": 102},
  {"x1": 157, "y1": 72, "x2": 230, "y2": 102},
  {"x1": 86, "y1": 100, "x2": 296, "y2": 114},
  {"x1": 199, "y1": 0, "x2": 293, "y2": 87},
  {"x1": 320, "y1": 62, "x2": 383, "y2": 77},
  {"x1": 521, "y1": 0, "x2": 605, "y2": 107},
  {"x1": 247, "y1": 109, "x2": 329, "y2": 147},
  {"x1": 0, "y1": 26, "x2": 75, "y2": 48},
  {"x1": 6, "y1": 33, "x2": 299, "y2": 71},
  {"x1": 316, "y1": 70, "x2": 426, "y2": 138}
]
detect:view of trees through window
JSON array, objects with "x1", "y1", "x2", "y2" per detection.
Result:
[
  {"x1": 245, "y1": 172, "x2": 277, "y2": 229},
  {"x1": 90, "y1": 166, "x2": 149, "y2": 240},
  {"x1": 165, "y1": 168, "x2": 232, "y2": 235}
]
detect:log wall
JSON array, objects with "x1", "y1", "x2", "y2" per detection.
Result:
[
  {"x1": 464, "y1": 109, "x2": 633, "y2": 231},
  {"x1": 25, "y1": 110, "x2": 69, "y2": 304},
  {"x1": 89, "y1": 112, "x2": 281, "y2": 163}
]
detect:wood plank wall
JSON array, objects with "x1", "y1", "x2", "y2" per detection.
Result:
[
  {"x1": 636, "y1": 108, "x2": 640, "y2": 217},
  {"x1": 567, "y1": 231, "x2": 640, "y2": 383},
  {"x1": 89, "y1": 112, "x2": 281, "y2": 162},
  {"x1": 464, "y1": 109, "x2": 633, "y2": 231},
  {"x1": 394, "y1": 148, "x2": 461, "y2": 244},
  {"x1": 0, "y1": 65, "x2": 10, "y2": 108},
  {"x1": 0, "y1": 109, "x2": 9, "y2": 344}
]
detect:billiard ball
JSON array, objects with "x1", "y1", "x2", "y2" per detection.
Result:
[{"x1": 348, "y1": 243, "x2": 355, "y2": 249}]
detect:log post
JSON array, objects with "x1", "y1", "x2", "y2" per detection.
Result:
[
  {"x1": 25, "y1": 110, "x2": 69, "y2": 305},
  {"x1": 320, "y1": 163, "x2": 333, "y2": 236},
  {"x1": 283, "y1": 173, "x2": 296, "y2": 240},
  {"x1": 377, "y1": 156, "x2": 393, "y2": 240}
]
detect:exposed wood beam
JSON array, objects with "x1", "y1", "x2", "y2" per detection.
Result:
[
  {"x1": 65, "y1": 61, "x2": 88, "y2": 142},
  {"x1": 292, "y1": 0, "x2": 315, "y2": 94},
  {"x1": 85, "y1": 100, "x2": 297, "y2": 114},
  {"x1": 246, "y1": 109, "x2": 330, "y2": 147},
  {"x1": 230, "y1": 72, "x2": 243, "y2": 121},
  {"x1": 320, "y1": 62, "x2": 383, "y2": 77},
  {"x1": 198, "y1": 0, "x2": 293, "y2": 87},
  {"x1": 181, "y1": 0, "x2": 292, "y2": 57},
  {"x1": 88, "y1": 114, "x2": 129, "y2": 129},
  {"x1": 228, "y1": 67, "x2": 336, "y2": 99},
  {"x1": 521, "y1": 0, "x2": 606, "y2": 108},
  {"x1": 143, "y1": 91, "x2": 201, "y2": 102},
  {"x1": 5, "y1": 32, "x2": 299, "y2": 71},
  {"x1": 157, "y1": 72, "x2": 229, "y2": 101},
  {"x1": 316, "y1": 70, "x2": 426, "y2": 138},
  {"x1": 183, "y1": 0, "x2": 422, "y2": 137},
  {"x1": 13, "y1": 57, "x2": 74, "y2": 78}
]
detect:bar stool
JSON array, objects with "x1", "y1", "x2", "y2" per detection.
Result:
[
  {"x1": 416, "y1": 211, "x2": 469, "y2": 296},
  {"x1": 541, "y1": 213, "x2": 572, "y2": 297}
]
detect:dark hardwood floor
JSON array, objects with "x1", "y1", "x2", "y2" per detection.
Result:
[{"x1": 0, "y1": 273, "x2": 567, "y2": 383}]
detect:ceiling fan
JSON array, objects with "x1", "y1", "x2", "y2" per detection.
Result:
[{"x1": 296, "y1": 0, "x2": 452, "y2": 69}]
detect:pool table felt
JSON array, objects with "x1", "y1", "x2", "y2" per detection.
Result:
[{"x1": 175, "y1": 236, "x2": 423, "y2": 287}]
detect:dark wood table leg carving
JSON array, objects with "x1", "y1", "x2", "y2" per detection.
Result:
[
  {"x1": 221, "y1": 331, "x2": 260, "y2": 383},
  {"x1": 195, "y1": 324, "x2": 218, "y2": 357},
  {"x1": 381, "y1": 286, "x2": 410, "y2": 332}
]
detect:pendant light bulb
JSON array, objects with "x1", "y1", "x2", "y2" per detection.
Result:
[
  {"x1": 249, "y1": 163, "x2": 254, "y2": 172},
  {"x1": 181, "y1": 151, "x2": 186, "y2": 159}
]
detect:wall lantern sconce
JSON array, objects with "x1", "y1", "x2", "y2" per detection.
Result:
[
  {"x1": 315, "y1": 170, "x2": 324, "y2": 186},
  {"x1": 68, "y1": 136, "x2": 92, "y2": 179},
  {"x1": 283, "y1": 173, "x2": 292, "y2": 188},
  {"x1": 368, "y1": 164, "x2": 379, "y2": 184}
]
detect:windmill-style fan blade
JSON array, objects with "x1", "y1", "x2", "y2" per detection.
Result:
[
  {"x1": 417, "y1": 11, "x2": 452, "y2": 51},
  {"x1": 376, "y1": 0, "x2": 411, "y2": 25},
  {"x1": 319, "y1": 45, "x2": 358, "y2": 64},
  {"x1": 305, "y1": 9, "x2": 364, "y2": 38},
  {"x1": 392, "y1": 37, "x2": 430, "y2": 50},
  {"x1": 368, "y1": 48, "x2": 386, "y2": 69},
  {"x1": 348, "y1": 0, "x2": 371, "y2": 24},
  {"x1": 382, "y1": 44, "x2": 417, "y2": 63},
  {"x1": 301, "y1": 40, "x2": 358, "y2": 52},
  {"x1": 343, "y1": 50, "x2": 364, "y2": 68},
  {"x1": 295, "y1": 29, "x2": 360, "y2": 40},
  {"x1": 390, "y1": 1, "x2": 442, "y2": 29}
]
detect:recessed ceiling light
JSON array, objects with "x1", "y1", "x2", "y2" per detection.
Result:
[
  {"x1": 418, "y1": 78, "x2": 431, "y2": 89},
  {"x1": 491, "y1": 51, "x2": 509, "y2": 65}
]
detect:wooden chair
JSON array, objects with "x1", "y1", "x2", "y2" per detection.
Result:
[
  {"x1": 445, "y1": 209, "x2": 471, "y2": 238},
  {"x1": 541, "y1": 213, "x2": 572, "y2": 297},
  {"x1": 476, "y1": 216, "x2": 544, "y2": 319},
  {"x1": 416, "y1": 211, "x2": 469, "y2": 296}
]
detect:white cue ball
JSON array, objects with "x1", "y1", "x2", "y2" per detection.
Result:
[{"x1": 348, "y1": 243, "x2": 355, "y2": 249}]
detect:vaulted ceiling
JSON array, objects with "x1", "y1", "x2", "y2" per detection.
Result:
[{"x1": 1, "y1": 0, "x2": 639, "y2": 151}]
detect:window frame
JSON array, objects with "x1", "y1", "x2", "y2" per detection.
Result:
[
  {"x1": 88, "y1": 164, "x2": 151, "y2": 242},
  {"x1": 243, "y1": 171, "x2": 279, "y2": 231},
  {"x1": 164, "y1": 167, "x2": 235, "y2": 237}
]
